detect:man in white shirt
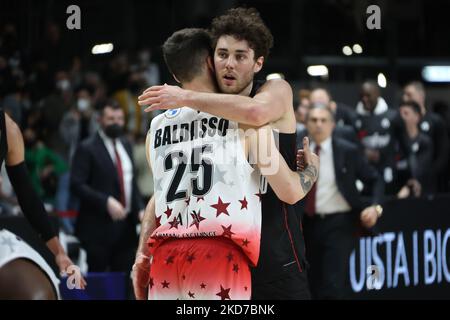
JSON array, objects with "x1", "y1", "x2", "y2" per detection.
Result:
[
  {"x1": 71, "y1": 102, "x2": 145, "y2": 275},
  {"x1": 299, "y1": 103, "x2": 384, "y2": 299}
]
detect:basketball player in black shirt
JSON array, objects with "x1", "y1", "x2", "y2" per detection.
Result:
[
  {"x1": 0, "y1": 109, "x2": 86, "y2": 298},
  {"x1": 139, "y1": 7, "x2": 317, "y2": 299}
]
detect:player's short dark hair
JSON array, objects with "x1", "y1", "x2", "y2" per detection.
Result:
[
  {"x1": 162, "y1": 28, "x2": 212, "y2": 83},
  {"x1": 100, "y1": 99, "x2": 122, "y2": 116},
  {"x1": 210, "y1": 7, "x2": 274, "y2": 60},
  {"x1": 400, "y1": 100, "x2": 422, "y2": 116}
]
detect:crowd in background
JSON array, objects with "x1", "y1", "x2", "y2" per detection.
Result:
[
  {"x1": 295, "y1": 83, "x2": 450, "y2": 200},
  {"x1": 1, "y1": 21, "x2": 450, "y2": 280},
  {"x1": 0, "y1": 23, "x2": 157, "y2": 228}
]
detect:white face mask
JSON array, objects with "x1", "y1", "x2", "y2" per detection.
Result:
[
  {"x1": 77, "y1": 98, "x2": 90, "y2": 112},
  {"x1": 56, "y1": 79, "x2": 71, "y2": 91}
]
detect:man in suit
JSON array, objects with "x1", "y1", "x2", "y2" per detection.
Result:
[
  {"x1": 299, "y1": 104, "x2": 384, "y2": 299},
  {"x1": 70, "y1": 101, "x2": 144, "y2": 272}
]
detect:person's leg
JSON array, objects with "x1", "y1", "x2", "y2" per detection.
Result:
[
  {"x1": 0, "y1": 259, "x2": 56, "y2": 300},
  {"x1": 111, "y1": 244, "x2": 137, "y2": 299},
  {"x1": 302, "y1": 215, "x2": 322, "y2": 299},
  {"x1": 111, "y1": 244, "x2": 135, "y2": 273},
  {"x1": 83, "y1": 243, "x2": 109, "y2": 272},
  {"x1": 252, "y1": 270, "x2": 311, "y2": 300},
  {"x1": 55, "y1": 173, "x2": 77, "y2": 234},
  {"x1": 316, "y1": 214, "x2": 355, "y2": 299}
]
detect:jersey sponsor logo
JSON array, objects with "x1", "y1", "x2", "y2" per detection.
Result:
[{"x1": 165, "y1": 108, "x2": 182, "y2": 119}]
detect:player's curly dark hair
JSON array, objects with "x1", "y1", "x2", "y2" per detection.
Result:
[{"x1": 210, "y1": 7, "x2": 274, "y2": 60}]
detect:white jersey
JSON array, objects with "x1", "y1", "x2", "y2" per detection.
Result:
[
  {"x1": 0, "y1": 229, "x2": 60, "y2": 298},
  {"x1": 148, "y1": 108, "x2": 262, "y2": 265}
]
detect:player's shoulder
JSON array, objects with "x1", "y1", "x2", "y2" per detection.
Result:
[
  {"x1": 149, "y1": 107, "x2": 194, "y2": 126},
  {"x1": 260, "y1": 78, "x2": 292, "y2": 94},
  {"x1": 4, "y1": 113, "x2": 21, "y2": 141}
]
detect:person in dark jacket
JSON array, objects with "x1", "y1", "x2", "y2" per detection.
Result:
[{"x1": 70, "y1": 101, "x2": 144, "y2": 273}]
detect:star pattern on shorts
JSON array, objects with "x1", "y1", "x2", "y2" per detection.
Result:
[
  {"x1": 200, "y1": 283, "x2": 206, "y2": 289},
  {"x1": 149, "y1": 277, "x2": 154, "y2": 289},
  {"x1": 186, "y1": 253, "x2": 196, "y2": 264},
  {"x1": 211, "y1": 197, "x2": 231, "y2": 217},
  {"x1": 161, "y1": 280, "x2": 170, "y2": 289},
  {"x1": 232, "y1": 264, "x2": 239, "y2": 273},
  {"x1": 188, "y1": 291, "x2": 195, "y2": 299},
  {"x1": 216, "y1": 285, "x2": 231, "y2": 300},
  {"x1": 165, "y1": 255, "x2": 175, "y2": 265},
  {"x1": 226, "y1": 252, "x2": 234, "y2": 262},
  {"x1": 196, "y1": 196, "x2": 204, "y2": 203},
  {"x1": 242, "y1": 239, "x2": 250, "y2": 247},
  {"x1": 221, "y1": 225, "x2": 235, "y2": 238}
]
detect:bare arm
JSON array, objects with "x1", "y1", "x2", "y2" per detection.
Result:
[
  {"x1": 138, "y1": 79, "x2": 291, "y2": 127},
  {"x1": 137, "y1": 132, "x2": 156, "y2": 256},
  {"x1": 248, "y1": 126, "x2": 319, "y2": 204},
  {"x1": 136, "y1": 196, "x2": 156, "y2": 257},
  {"x1": 5, "y1": 114, "x2": 86, "y2": 287},
  {"x1": 132, "y1": 132, "x2": 156, "y2": 299}
]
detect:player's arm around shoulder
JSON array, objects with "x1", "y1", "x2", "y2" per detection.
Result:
[{"x1": 247, "y1": 124, "x2": 317, "y2": 204}]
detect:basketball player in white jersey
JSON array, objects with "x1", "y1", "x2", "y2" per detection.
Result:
[
  {"x1": 132, "y1": 28, "x2": 318, "y2": 300},
  {"x1": 0, "y1": 111, "x2": 86, "y2": 299},
  {"x1": 138, "y1": 8, "x2": 315, "y2": 300}
]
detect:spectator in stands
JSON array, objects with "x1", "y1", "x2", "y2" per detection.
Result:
[
  {"x1": 40, "y1": 70, "x2": 74, "y2": 155},
  {"x1": 132, "y1": 133, "x2": 153, "y2": 213},
  {"x1": 354, "y1": 81, "x2": 401, "y2": 195},
  {"x1": 23, "y1": 128, "x2": 68, "y2": 204},
  {"x1": 402, "y1": 81, "x2": 449, "y2": 193},
  {"x1": 298, "y1": 103, "x2": 384, "y2": 299},
  {"x1": 60, "y1": 87, "x2": 99, "y2": 162},
  {"x1": 310, "y1": 87, "x2": 357, "y2": 128},
  {"x1": 113, "y1": 71, "x2": 149, "y2": 138},
  {"x1": 70, "y1": 101, "x2": 144, "y2": 273},
  {"x1": 295, "y1": 89, "x2": 310, "y2": 134},
  {"x1": 397, "y1": 100, "x2": 434, "y2": 198}
]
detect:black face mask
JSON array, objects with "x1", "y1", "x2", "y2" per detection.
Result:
[
  {"x1": 104, "y1": 124, "x2": 123, "y2": 139},
  {"x1": 25, "y1": 139, "x2": 37, "y2": 149}
]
